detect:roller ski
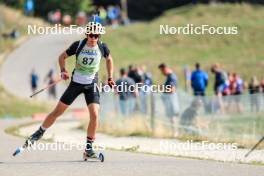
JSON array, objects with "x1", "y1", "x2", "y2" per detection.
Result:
[
  {"x1": 83, "y1": 150, "x2": 104, "y2": 162},
  {"x1": 83, "y1": 138, "x2": 104, "y2": 162},
  {"x1": 13, "y1": 127, "x2": 45, "y2": 156}
]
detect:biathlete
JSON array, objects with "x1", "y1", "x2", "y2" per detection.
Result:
[{"x1": 24, "y1": 19, "x2": 115, "y2": 158}]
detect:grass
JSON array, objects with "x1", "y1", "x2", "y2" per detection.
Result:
[
  {"x1": 0, "y1": 4, "x2": 47, "y2": 53},
  {"x1": 77, "y1": 111, "x2": 264, "y2": 149},
  {"x1": 78, "y1": 114, "x2": 154, "y2": 137},
  {"x1": 0, "y1": 85, "x2": 50, "y2": 118},
  {"x1": 206, "y1": 113, "x2": 264, "y2": 147},
  {"x1": 0, "y1": 4, "x2": 50, "y2": 118},
  {"x1": 66, "y1": 4, "x2": 264, "y2": 94}
]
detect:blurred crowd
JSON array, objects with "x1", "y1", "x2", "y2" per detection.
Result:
[
  {"x1": 112, "y1": 63, "x2": 264, "y2": 135},
  {"x1": 30, "y1": 68, "x2": 58, "y2": 100},
  {"x1": 112, "y1": 63, "x2": 264, "y2": 118},
  {"x1": 114, "y1": 65, "x2": 153, "y2": 116},
  {"x1": 196, "y1": 63, "x2": 264, "y2": 114},
  {"x1": 47, "y1": 5, "x2": 129, "y2": 28}
]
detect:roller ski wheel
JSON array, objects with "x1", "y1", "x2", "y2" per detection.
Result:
[{"x1": 83, "y1": 152, "x2": 104, "y2": 162}]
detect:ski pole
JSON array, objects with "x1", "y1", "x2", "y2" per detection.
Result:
[
  {"x1": 244, "y1": 136, "x2": 264, "y2": 158},
  {"x1": 30, "y1": 78, "x2": 62, "y2": 98}
]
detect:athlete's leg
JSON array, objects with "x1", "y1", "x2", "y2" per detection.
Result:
[
  {"x1": 85, "y1": 103, "x2": 100, "y2": 157},
  {"x1": 26, "y1": 81, "x2": 82, "y2": 144},
  {"x1": 84, "y1": 84, "x2": 100, "y2": 157},
  {"x1": 25, "y1": 101, "x2": 68, "y2": 145},
  {"x1": 42, "y1": 101, "x2": 69, "y2": 128},
  {"x1": 87, "y1": 103, "x2": 100, "y2": 138}
]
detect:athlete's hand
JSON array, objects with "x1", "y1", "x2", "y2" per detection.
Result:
[
  {"x1": 61, "y1": 69, "x2": 70, "y2": 80},
  {"x1": 108, "y1": 78, "x2": 115, "y2": 88}
]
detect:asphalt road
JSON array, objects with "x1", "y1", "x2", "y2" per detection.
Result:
[
  {"x1": 0, "y1": 34, "x2": 263, "y2": 176},
  {"x1": 1, "y1": 119, "x2": 264, "y2": 176},
  {"x1": 0, "y1": 33, "x2": 85, "y2": 108}
]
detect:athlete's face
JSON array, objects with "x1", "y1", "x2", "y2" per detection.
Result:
[{"x1": 87, "y1": 34, "x2": 99, "y2": 46}]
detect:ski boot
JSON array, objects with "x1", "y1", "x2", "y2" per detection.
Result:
[
  {"x1": 83, "y1": 138, "x2": 104, "y2": 162},
  {"x1": 25, "y1": 127, "x2": 45, "y2": 147},
  {"x1": 13, "y1": 127, "x2": 45, "y2": 156}
]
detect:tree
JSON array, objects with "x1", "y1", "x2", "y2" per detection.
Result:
[{"x1": 80, "y1": 0, "x2": 93, "y2": 13}]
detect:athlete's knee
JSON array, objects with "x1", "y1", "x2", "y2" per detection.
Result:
[
  {"x1": 89, "y1": 105, "x2": 99, "y2": 121},
  {"x1": 89, "y1": 112, "x2": 98, "y2": 122}
]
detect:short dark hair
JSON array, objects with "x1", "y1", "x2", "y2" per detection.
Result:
[
  {"x1": 120, "y1": 68, "x2": 126, "y2": 75},
  {"x1": 195, "y1": 63, "x2": 200, "y2": 69},
  {"x1": 158, "y1": 63, "x2": 166, "y2": 69},
  {"x1": 128, "y1": 65, "x2": 134, "y2": 71}
]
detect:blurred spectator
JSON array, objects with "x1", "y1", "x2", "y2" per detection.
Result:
[
  {"x1": 76, "y1": 11, "x2": 87, "y2": 26},
  {"x1": 232, "y1": 73, "x2": 244, "y2": 95},
  {"x1": 120, "y1": 0, "x2": 130, "y2": 25},
  {"x1": 116, "y1": 68, "x2": 137, "y2": 116},
  {"x1": 232, "y1": 73, "x2": 244, "y2": 113},
  {"x1": 48, "y1": 9, "x2": 62, "y2": 24},
  {"x1": 223, "y1": 72, "x2": 232, "y2": 96},
  {"x1": 128, "y1": 65, "x2": 143, "y2": 84},
  {"x1": 158, "y1": 63, "x2": 180, "y2": 136},
  {"x1": 107, "y1": 5, "x2": 121, "y2": 28},
  {"x1": 98, "y1": 6, "x2": 107, "y2": 25},
  {"x1": 2, "y1": 28, "x2": 20, "y2": 39},
  {"x1": 223, "y1": 72, "x2": 234, "y2": 112},
  {"x1": 24, "y1": 0, "x2": 34, "y2": 16},
  {"x1": 191, "y1": 63, "x2": 208, "y2": 96},
  {"x1": 142, "y1": 70, "x2": 153, "y2": 86},
  {"x1": 54, "y1": 9, "x2": 62, "y2": 24},
  {"x1": 138, "y1": 65, "x2": 153, "y2": 114},
  {"x1": 261, "y1": 77, "x2": 264, "y2": 108},
  {"x1": 62, "y1": 14, "x2": 72, "y2": 26},
  {"x1": 30, "y1": 69, "x2": 39, "y2": 94},
  {"x1": 44, "y1": 69, "x2": 57, "y2": 99},
  {"x1": 211, "y1": 63, "x2": 227, "y2": 113},
  {"x1": 211, "y1": 63, "x2": 228, "y2": 95},
  {"x1": 222, "y1": 72, "x2": 244, "y2": 113},
  {"x1": 260, "y1": 77, "x2": 264, "y2": 92},
  {"x1": 248, "y1": 76, "x2": 261, "y2": 112},
  {"x1": 128, "y1": 65, "x2": 144, "y2": 112}
]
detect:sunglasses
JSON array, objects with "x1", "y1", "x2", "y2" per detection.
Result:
[{"x1": 88, "y1": 34, "x2": 99, "y2": 39}]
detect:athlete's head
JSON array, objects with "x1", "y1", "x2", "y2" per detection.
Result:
[
  {"x1": 87, "y1": 33, "x2": 100, "y2": 46},
  {"x1": 85, "y1": 16, "x2": 105, "y2": 46}
]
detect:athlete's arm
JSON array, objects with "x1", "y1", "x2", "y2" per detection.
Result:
[
  {"x1": 106, "y1": 54, "x2": 115, "y2": 87},
  {"x1": 59, "y1": 51, "x2": 70, "y2": 80},
  {"x1": 59, "y1": 52, "x2": 68, "y2": 71},
  {"x1": 58, "y1": 41, "x2": 79, "y2": 80},
  {"x1": 105, "y1": 54, "x2": 113, "y2": 79}
]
